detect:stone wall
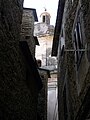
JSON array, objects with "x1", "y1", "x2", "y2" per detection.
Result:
[
  {"x1": 21, "y1": 8, "x2": 35, "y2": 57},
  {"x1": 34, "y1": 23, "x2": 54, "y2": 36},
  {"x1": 0, "y1": 1, "x2": 39, "y2": 119},
  {"x1": 38, "y1": 70, "x2": 48, "y2": 120},
  {"x1": 57, "y1": 0, "x2": 90, "y2": 120}
]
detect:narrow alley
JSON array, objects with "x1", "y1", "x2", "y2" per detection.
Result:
[{"x1": 0, "y1": 0, "x2": 90, "y2": 120}]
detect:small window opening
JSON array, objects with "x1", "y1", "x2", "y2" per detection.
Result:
[
  {"x1": 43, "y1": 16, "x2": 45, "y2": 22},
  {"x1": 25, "y1": 36, "x2": 30, "y2": 39},
  {"x1": 73, "y1": 12, "x2": 84, "y2": 70}
]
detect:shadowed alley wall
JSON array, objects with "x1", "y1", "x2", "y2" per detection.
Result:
[
  {"x1": 0, "y1": 0, "x2": 42, "y2": 119},
  {"x1": 52, "y1": 0, "x2": 90, "y2": 120}
]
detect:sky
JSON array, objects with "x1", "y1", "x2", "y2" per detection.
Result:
[{"x1": 23, "y1": 0, "x2": 59, "y2": 26}]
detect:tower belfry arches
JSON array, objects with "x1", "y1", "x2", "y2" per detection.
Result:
[{"x1": 40, "y1": 8, "x2": 51, "y2": 25}]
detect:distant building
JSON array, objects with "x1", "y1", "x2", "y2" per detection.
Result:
[
  {"x1": 52, "y1": 0, "x2": 90, "y2": 120},
  {"x1": 21, "y1": 8, "x2": 39, "y2": 57},
  {"x1": 34, "y1": 9, "x2": 57, "y2": 67}
]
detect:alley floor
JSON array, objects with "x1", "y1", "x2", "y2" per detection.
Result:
[{"x1": 47, "y1": 81, "x2": 58, "y2": 120}]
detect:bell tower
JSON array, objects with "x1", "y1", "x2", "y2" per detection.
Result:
[{"x1": 40, "y1": 8, "x2": 51, "y2": 25}]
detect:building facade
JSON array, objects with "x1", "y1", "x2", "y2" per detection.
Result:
[
  {"x1": 21, "y1": 8, "x2": 38, "y2": 57},
  {"x1": 52, "y1": 0, "x2": 90, "y2": 120},
  {"x1": 34, "y1": 10, "x2": 57, "y2": 67}
]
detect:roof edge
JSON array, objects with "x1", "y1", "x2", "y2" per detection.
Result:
[
  {"x1": 51, "y1": 0, "x2": 66, "y2": 56},
  {"x1": 23, "y1": 7, "x2": 38, "y2": 22}
]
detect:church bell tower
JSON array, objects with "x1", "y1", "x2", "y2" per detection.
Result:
[{"x1": 40, "y1": 8, "x2": 51, "y2": 25}]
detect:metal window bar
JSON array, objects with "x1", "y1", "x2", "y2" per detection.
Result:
[
  {"x1": 60, "y1": 45, "x2": 86, "y2": 56},
  {"x1": 64, "y1": 49, "x2": 86, "y2": 52}
]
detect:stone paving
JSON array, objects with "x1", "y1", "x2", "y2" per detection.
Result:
[{"x1": 47, "y1": 81, "x2": 58, "y2": 120}]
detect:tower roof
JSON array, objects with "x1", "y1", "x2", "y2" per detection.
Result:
[
  {"x1": 40, "y1": 10, "x2": 51, "y2": 18},
  {"x1": 39, "y1": 8, "x2": 51, "y2": 25}
]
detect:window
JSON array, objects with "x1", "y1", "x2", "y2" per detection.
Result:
[
  {"x1": 73, "y1": 10, "x2": 84, "y2": 69},
  {"x1": 60, "y1": 29, "x2": 65, "y2": 56},
  {"x1": 25, "y1": 36, "x2": 30, "y2": 39},
  {"x1": 61, "y1": 29, "x2": 65, "y2": 50},
  {"x1": 42, "y1": 16, "x2": 45, "y2": 22}
]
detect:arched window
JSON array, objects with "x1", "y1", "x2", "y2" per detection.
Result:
[
  {"x1": 42, "y1": 15, "x2": 45, "y2": 22},
  {"x1": 72, "y1": 8, "x2": 85, "y2": 70}
]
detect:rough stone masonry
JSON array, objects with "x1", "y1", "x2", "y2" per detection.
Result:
[{"x1": 0, "y1": 0, "x2": 39, "y2": 119}]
